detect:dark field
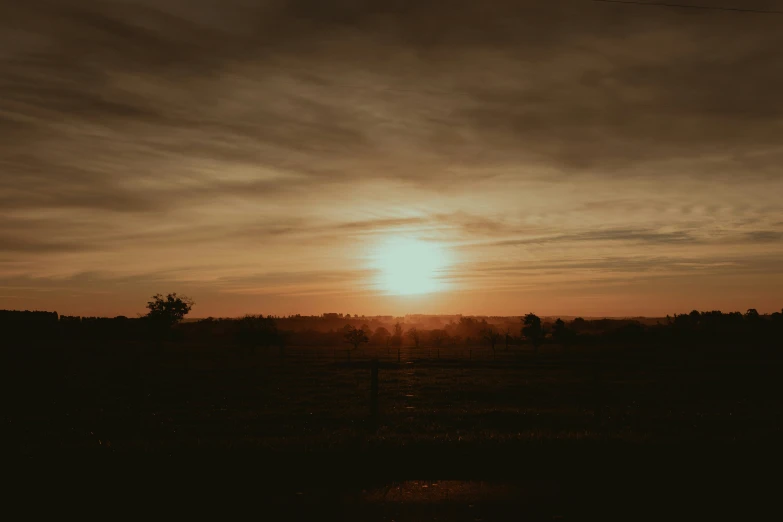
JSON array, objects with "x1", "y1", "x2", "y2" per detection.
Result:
[
  {"x1": 10, "y1": 342, "x2": 783, "y2": 450},
  {"x1": 6, "y1": 341, "x2": 783, "y2": 519}
]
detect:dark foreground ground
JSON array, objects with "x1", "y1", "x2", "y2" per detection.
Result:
[{"x1": 5, "y1": 341, "x2": 783, "y2": 519}]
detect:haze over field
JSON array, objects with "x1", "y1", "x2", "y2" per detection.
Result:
[{"x1": 2, "y1": 0, "x2": 782, "y2": 317}]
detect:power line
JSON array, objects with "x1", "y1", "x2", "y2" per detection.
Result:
[{"x1": 589, "y1": 0, "x2": 783, "y2": 14}]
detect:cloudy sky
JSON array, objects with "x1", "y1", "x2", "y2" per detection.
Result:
[{"x1": 1, "y1": 0, "x2": 782, "y2": 317}]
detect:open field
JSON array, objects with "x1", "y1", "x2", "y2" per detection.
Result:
[
  {"x1": 6, "y1": 340, "x2": 783, "y2": 518},
  {"x1": 8, "y1": 341, "x2": 782, "y2": 453}
]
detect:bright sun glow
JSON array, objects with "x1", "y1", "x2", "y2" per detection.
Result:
[{"x1": 373, "y1": 237, "x2": 450, "y2": 295}]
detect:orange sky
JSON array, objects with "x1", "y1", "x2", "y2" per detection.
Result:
[{"x1": 1, "y1": 1, "x2": 782, "y2": 317}]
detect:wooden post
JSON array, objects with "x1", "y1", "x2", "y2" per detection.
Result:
[
  {"x1": 370, "y1": 358, "x2": 379, "y2": 431},
  {"x1": 593, "y1": 359, "x2": 602, "y2": 427}
]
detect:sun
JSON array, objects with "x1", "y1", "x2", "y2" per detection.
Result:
[{"x1": 373, "y1": 237, "x2": 450, "y2": 295}]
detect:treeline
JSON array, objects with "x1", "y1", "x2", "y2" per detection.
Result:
[
  {"x1": 3, "y1": 312, "x2": 165, "y2": 344},
  {"x1": 329, "y1": 310, "x2": 783, "y2": 352},
  {"x1": 2, "y1": 307, "x2": 782, "y2": 351}
]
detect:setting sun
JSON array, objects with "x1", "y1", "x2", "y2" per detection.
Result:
[{"x1": 373, "y1": 238, "x2": 450, "y2": 296}]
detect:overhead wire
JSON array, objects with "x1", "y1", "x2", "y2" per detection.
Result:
[{"x1": 589, "y1": 0, "x2": 783, "y2": 14}]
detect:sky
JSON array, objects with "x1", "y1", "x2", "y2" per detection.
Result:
[{"x1": 1, "y1": 0, "x2": 782, "y2": 318}]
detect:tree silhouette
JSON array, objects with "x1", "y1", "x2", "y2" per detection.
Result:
[
  {"x1": 551, "y1": 318, "x2": 576, "y2": 350},
  {"x1": 429, "y1": 329, "x2": 449, "y2": 358},
  {"x1": 572, "y1": 317, "x2": 587, "y2": 332},
  {"x1": 343, "y1": 324, "x2": 369, "y2": 360},
  {"x1": 482, "y1": 327, "x2": 502, "y2": 359},
  {"x1": 371, "y1": 326, "x2": 391, "y2": 345},
  {"x1": 429, "y1": 329, "x2": 449, "y2": 347},
  {"x1": 504, "y1": 327, "x2": 512, "y2": 351},
  {"x1": 236, "y1": 315, "x2": 278, "y2": 354},
  {"x1": 522, "y1": 313, "x2": 545, "y2": 353},
  {"x1": 406, "y1": 327, "x2": 420, "y2": 349},
  {"x1": 145, "y1": 293, "x2": 194, "y2": 327},
  {"x1": 391, "y1": 322, "x2": 404, "y2": 347}
]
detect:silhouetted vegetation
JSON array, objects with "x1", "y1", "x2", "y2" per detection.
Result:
[
  {"x1": 391, "y1": 322, "x2": 404, "y2": 347},
  {"x1": 145, "y1": 293, "x2": 194, "y2": 326},
  {"x1": 406, "y1": 327, "x2": 420, "y2": 349},
  {"x1": 551, "y1": 318, "x2": 576, "y2": 350},
  {"x1": 429, "y1": 329, "x2": 449, "y2": 347},
  {"x1": 370, "y1": 326, "x2": 391, "y2": 346},
  {"x1": 4, "y1": 305, "x2": 782, "y2": 352},
  {"x1": 4, "y1": 302, "x2": 783, "y2": 470},
  {"x1": 481, "y1": 326, "x2": 502, "y2": 359},
  {"x1": 236, "y1": 315, "x2": 279, "y2": 354},
  {"x1": 521, "y1": 313, "x2": 545, "y2": 353},
  {"x1": 344, "y1": 324, "x2": 370, "y2": 349},
  {"x1": 343, "y1": 324, "x2": 369, "y2": 360}
]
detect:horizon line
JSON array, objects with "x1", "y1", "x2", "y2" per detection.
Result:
[{"x1": 5, "y1": 308, "x2": 780, "y2": 321}]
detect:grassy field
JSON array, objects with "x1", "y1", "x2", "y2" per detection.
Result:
[
  {"x1": 7, "y1": 340, "x2": 782, "y2": 518},
  {"x1": 8, "y1": 341, "x2": 782, "y2": 454}
]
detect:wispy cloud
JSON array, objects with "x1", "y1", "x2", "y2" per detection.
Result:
[{"x1": 1, "y1": 0, "x2": 782, "y2": 315}]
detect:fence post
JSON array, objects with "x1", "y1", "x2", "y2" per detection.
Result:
[
  {"x1": 370, "y1": 358, "x2": 379, "y2": 431},
  {"x1": 593, "y1": 359, "x2": 603, "y2": 427}
]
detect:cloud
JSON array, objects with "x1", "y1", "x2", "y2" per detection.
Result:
[
  {"x1": 0, "y1": 236, "x2": 91, "y2": 254},
  {"x1": 741, "y1": 231, "x2": 783, "y2": 243},
  {"x1": 1, "y1": 0, "x2": 782, "y2": 315},
  {"x1": 4, "y1": 0, "x2": 782, "y2": 195},
  {"x1": 486, "y1": 228, "x2": 699, "y2": 248}
]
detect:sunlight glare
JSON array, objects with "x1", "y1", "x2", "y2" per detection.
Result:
[{"x1": 373, "y1": 237, "x2": 450, "y2": 295}]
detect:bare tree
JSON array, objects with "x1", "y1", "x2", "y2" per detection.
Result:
[
  {"x1": 429, "y1": 329, "x2": 449, "y2": 359},
  {"x1": 504, "y1": 327, "x2": 512, "y2": 351},
  {"x1": 482, "y1": 327, "x2": 503, "y2": 359},
  {"x1": 391, "y1": 322, "x2": 404, "y2": 347},
  {"x1": 429, "y1": 329, "x2": 449, "y2": 347},
  {"x1": 343, "y1": 324, "x2": 369, "y2": 361},
  {"x1": 406, "y1": 327, "x2": 420, "y2": 349}
]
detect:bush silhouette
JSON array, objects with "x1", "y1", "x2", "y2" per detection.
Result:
[{"x1": 145, "y1": 293, "x2": 194, "y2": 327}]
